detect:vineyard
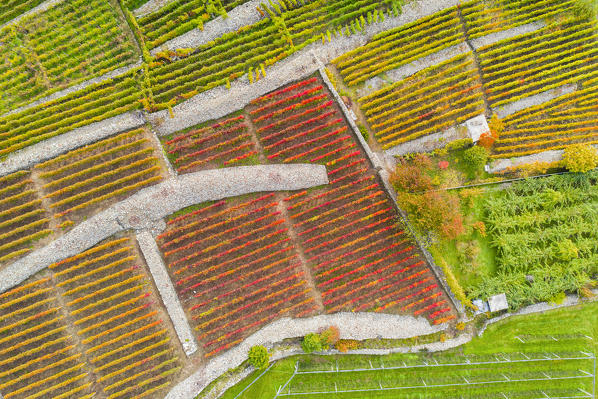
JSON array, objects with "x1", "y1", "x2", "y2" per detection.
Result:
[
  {"x1": 147, "y1": 0, "x2": 402, "y2": 109},
  {"x1": 0, "y1": 0, "x2": 45, "y2": 25},
  {"x1": 0, "y1": 0, "x2": 137, "y2": 113},
  {"x1": 0, "y1": 235, "x2": 183, "y2": 399},
  {"x1": 334, "y1": 6, "x2": 464, "y2": 87},
  {"x1": 34, "y1": 127, "x2": 165, "y2": 227},
  {"x1": 494, "y1": 80, "x2": 598, "y2": 157},
  {"x1": 137, "y1": 0, "x2": 249, "y2": 50},
  {"x1": 161, "y1": 113, "x2": 258, "y2": 172},
  {"x1": 358, "y1": 53, "x2": 485, "y2": 149},
  {"x1": 0, "y1": 70, "x2": 142, "y2": 157},
  {"x1": 154, "y1": 75, "x2": 455, "y2": 359},
  {"x1": 1, "y1": 0, "x2": 598, "y2": 397},
  {"x1": 0, "y1": 170, "x2": 51, "y2": 266}
]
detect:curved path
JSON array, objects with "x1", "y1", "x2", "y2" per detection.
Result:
[
  {"x1": 183, "y1": 290, "x2": 598, "y2": 399},
  {"x1": 0, "y1": 164, "x2": 328, "y2": 293},
  {"x1": 165, "y1": 312, "x2": 447, "y2": 399}
]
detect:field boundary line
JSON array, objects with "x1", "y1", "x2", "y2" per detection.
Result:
[
  {"x1": 233, "y1": 362, "x2": 277, "y2": 399},
  {"x1": 137, "y1": 230, "x2": 199, "y2": 356}
]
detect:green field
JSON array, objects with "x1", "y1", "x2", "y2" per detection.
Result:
[{"x1": 220, "y1": 301, "x2": 597, "y2": 398}]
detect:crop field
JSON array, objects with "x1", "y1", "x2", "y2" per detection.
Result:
[
  {"x1": 468, "y1": 172, "x2": 598, "y2": 309},
  {"x1": 155, "y1": 75, "x2": 456, "y2": 359},
  {"x1": 494, "y1": 80, "x2": 598, "y2": 157},
  {"x1": 34, "y1": 127, "x2": 165, "y2": 227},
  {"x1": 0, "y1": 69, "x2": 142, "y2": 157},
  {"x1": 2, "y1": 0, "x2": 598, "y2": 397},
  {"x1": 223, "y1": 301, "x2": 598, "y2": 399},
  {"x1": 137, "y1": 0, "x2": 249, "y2": 50},
  {"x1": 358, "y1": 53, "x2": 485, "y2": 149},
  {"x1": 334, "y1": 6, "x2": 464, "y2": 87},
  {"x1": 0, "y1": 0, "x2": 137, "y2": 113},
  {"x1": 0, "y1": 0, "x2": 45, "y2": 25},
  {"x1": 161, "y1": 114, "x2": 258, "y2": 172},
  {"x1": 0, "y1": 170, "x2": 52, "y2": 267},
  {"x1": 147, "y1": 0, "x2": 401, "y2": 110},
  {"x1": 332, "y1": 0, "x2": 597, "y2": 157},
  {"x1": 0, "y1": 235, "x2": 183, "y2": 399}
]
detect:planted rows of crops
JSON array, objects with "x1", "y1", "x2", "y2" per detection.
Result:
[
  {"x1": 359, "y1": 53, "x2": 485, "y2": 150},
  {"x1": 138, "y1": 0, "x2": 251, "y2": 50},
  {"x1": 334, "y1": 6, "x2": 464, "y2": 87},
  {"x1": 477, "y1": 20, "x2": 598, "y2": 108},
  {"x1": 460, "y1": 0, "x2": 580, "y2": 39},
  {"x1": 248, "y1": 77, "x2": 453, "y2": 322},
  {"x1": 0, "y1": 170, "x2": 52, "y2": 266},
  {"x1": 156, "y1": 76, "x2": 455, "y2": 359},
  {"x1": 162, "y1": 114, "x2": 258, "y2": 172},
  {"x1": 147, "y1": 0, "x2": 402, "y2": 110},
  {"x1": 0, "y1": 70, "x2": 142, "y2": 157},
  {"x1": 0, "y1": 128, "x2": 165, "y2": 267},
  {"x1": 0, "y1": 0, "x2": 45, "y2": 25},
  {"x1": 0, "y1": 0, "x2": 138, "y2": 114},
  {"x1": 157, "y1": 193, "x2": 317, "y2": 358},
  {"x1": 34, "y1": 127, "x2": 165, "y2": 228},
  {"x1": 494, "y1": 80, "x2": 598, "y2": 158},
  {"x1": 470, "y1": 172, "x2": 598, "y2": 309},
  {"x1": 0, "y1": 236, "x2": 183, "y2": 399}
]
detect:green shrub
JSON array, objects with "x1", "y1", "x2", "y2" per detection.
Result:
[
  {"x1": 445, "y1": 138, "x2": 473, "y2": 152},
  {"x1": 562, "y1": 144, "x2": 598, "y2": 173},
  {"x1": 248, "y1": 345, "x2": 269, "y2": 370},
  {"x1": 462, "y1": 146, "x2": 489, "y2": 175},
  {"x1": 358, "y1": 123, "x2": 369, "y2": 142},
  {"x1": 302, "y1": 333, "x2": 323, "y2": 353}
]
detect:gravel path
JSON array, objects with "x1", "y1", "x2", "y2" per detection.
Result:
[
  {"x1": 148, "y1": 0, "x2": 461, "y2": 135},
  {"x1": 470, "y1": 21, "x2": 546, "y2": 50},
  {"x1": 133, "y1": 0, "x2": 176, "y2": 17},
  {"x1": 148, "y1": 52, "x2": 321, "y2": 135},
  {"x1": 149, "y1": 0, "x2": 265, "y2": 55},
  {"x1": 1, "y1": 61, "x2": 142, "y2": 119},
  {"x1": 357, "y1": 43, "x2": 471, "y2": 98},
  {"x1": 494, "y1": 84, "x2": 577, "y2": 119},
  {"x1": 385, "y1": 126, "x2": 462, "y2": 157},
  {"x1": 0, "y1": 111, "x2": 146, "y2": 178},
  {"x1": 488, "y1": 149, "x2": 565, "y2": 173},
  {"x1": 0, "y1": 164, "x2": 327, "y2": 293},
  {"x1": 137, "y1": 230, "x2": 198, "y2": 356},
  {"x1": 0, "y1": 0, "x2": 65, "y2": 30},
  {"x1": 165, "y1": 312, "x2": 446, "y2": 399}
]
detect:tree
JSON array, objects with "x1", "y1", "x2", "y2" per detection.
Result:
[
  {"x1": 319, "y1": 326, "x2": 340, "y2": 349},
  {"x1": 562, "y1": 144, "x2": 598, "y2": 173},
  {"x1": 248, "y1": 345, "x2": 269, "y2": 370},
  {"x1": 462, "y1": 145, "x2": 489, "y2": 175},
  {"x1": 302, "y1": 333, "x2": 322, "y2": 353}
]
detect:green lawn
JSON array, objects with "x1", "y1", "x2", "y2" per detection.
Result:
[{"x1": 219, "y1": 301, "x2": 598, "y2": 399}]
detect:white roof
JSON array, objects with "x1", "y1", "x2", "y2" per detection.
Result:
[{"x1": 488, "y1": 293, "x2": 509, "y2": 313}]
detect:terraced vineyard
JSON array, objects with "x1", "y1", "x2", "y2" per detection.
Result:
[
  {"x1": 0, "y1": 70, "x2": 142, "y2": 157},
  {"x1": 35, "y1": 127, "x2": 165, "y2": 226},
  {"x1": 477, "y1": 20, "x2": 598, "y2": 108},
  {"x1": 359, "y1": 53, "x2": 485, "y2": 149},
  {"x1": 0, "y1": 236, "x2": 184, "y2": 399},
  {"x1": 334, "y1": 6, "x2": 464, "y2": 87},
  {"x1": 0, "y1": 0, "x2": 45, "y2": 25},
  {"x1": 147, "y1": 0, "x2": 401, "y2": 109},
  {"x1": 162, "y1": 114, "x2": 258, "y2": 172},
  {"x1": 0, "y1": 0, "x2": 138, "y2": 113},
  {"x1": 0, "y1": 170, "x2": 51, "y2": 266},
  {"x1": 137, "y1": 0, "x2": 249, "y2": 49},
  {"x1": 1, "y1": 0, "x2": 597, "y2": 397},
  {"x1": 494, "y1": 81, "x2": 598, "y2": 157}
]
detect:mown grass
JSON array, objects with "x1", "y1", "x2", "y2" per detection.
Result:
[{"x1": 219, "y1": 301, "x2": 597, "y2": 399}]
